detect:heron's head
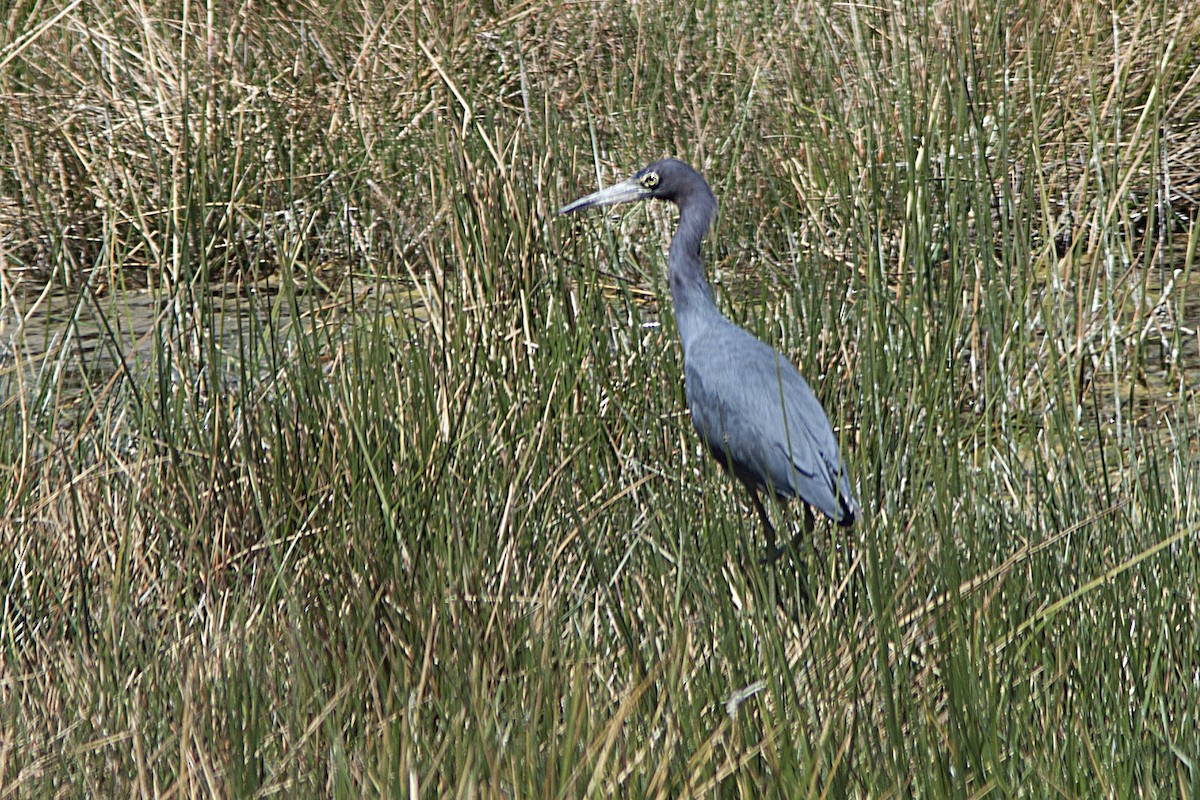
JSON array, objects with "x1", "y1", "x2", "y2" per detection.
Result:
[{"x1": 557, "y1": 159, "x2": 713, "y2": 215}]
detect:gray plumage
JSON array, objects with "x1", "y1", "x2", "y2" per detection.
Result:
[{"x1": 559, "y1": 158, "x2": 858, "y2": 559}]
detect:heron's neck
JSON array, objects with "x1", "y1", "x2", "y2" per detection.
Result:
[{"x1": 668, "y1": 194, "x2": 721, "y2": 353}]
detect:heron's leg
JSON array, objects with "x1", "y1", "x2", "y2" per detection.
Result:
[
  {"x1": 779, "y1": 505, "x2": 813, "y2": 607},
  {"x1": 744, "y1": 485, "x2": 811, "y2": 609},
  {"x1": 785, "y1": 504, "x2": 816, "y2": 552},
  {"x1": 747, "y1": 487, "x2": 784, "y2": 564}
]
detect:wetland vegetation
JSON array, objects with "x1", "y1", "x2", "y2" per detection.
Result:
[{"x1": 2, "y1": 0, "x2": 1198, "y2": 794}]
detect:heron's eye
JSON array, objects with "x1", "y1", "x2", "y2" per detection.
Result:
[{"x1": 640, "y1": 172, "x2": 660, "y2": 190}]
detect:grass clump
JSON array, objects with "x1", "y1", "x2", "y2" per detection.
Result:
[{"x1": 2, "y1": 0, "x2": 1199, "y2": 795}]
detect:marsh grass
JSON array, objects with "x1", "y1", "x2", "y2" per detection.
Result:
[{"x1": 2, "y1": 0, "x2": 1199, "y2": 795}]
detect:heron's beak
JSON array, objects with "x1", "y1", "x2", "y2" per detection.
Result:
[{"x1": 557, "y1": 178, "x2": 646, "y2": 215}]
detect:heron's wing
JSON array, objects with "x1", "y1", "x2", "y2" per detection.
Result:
[
  {"x1": 772, "y1": 356, "x2": 859, "y2": 524},
  {"x1": 684, "y1": 324, "x2": 856, "y2": 524}
]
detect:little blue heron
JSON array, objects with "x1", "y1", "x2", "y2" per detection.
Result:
[{"x1": 558, "y1": 159, "x2": 858, "y2": 561}]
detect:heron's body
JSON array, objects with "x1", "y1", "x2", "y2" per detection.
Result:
[
  {"x1": 683, "y1": 316, "x2": 856, "y2": 524},
  {"x1": 559, "y1": 158, "x2": 857, "y2": 557}
]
